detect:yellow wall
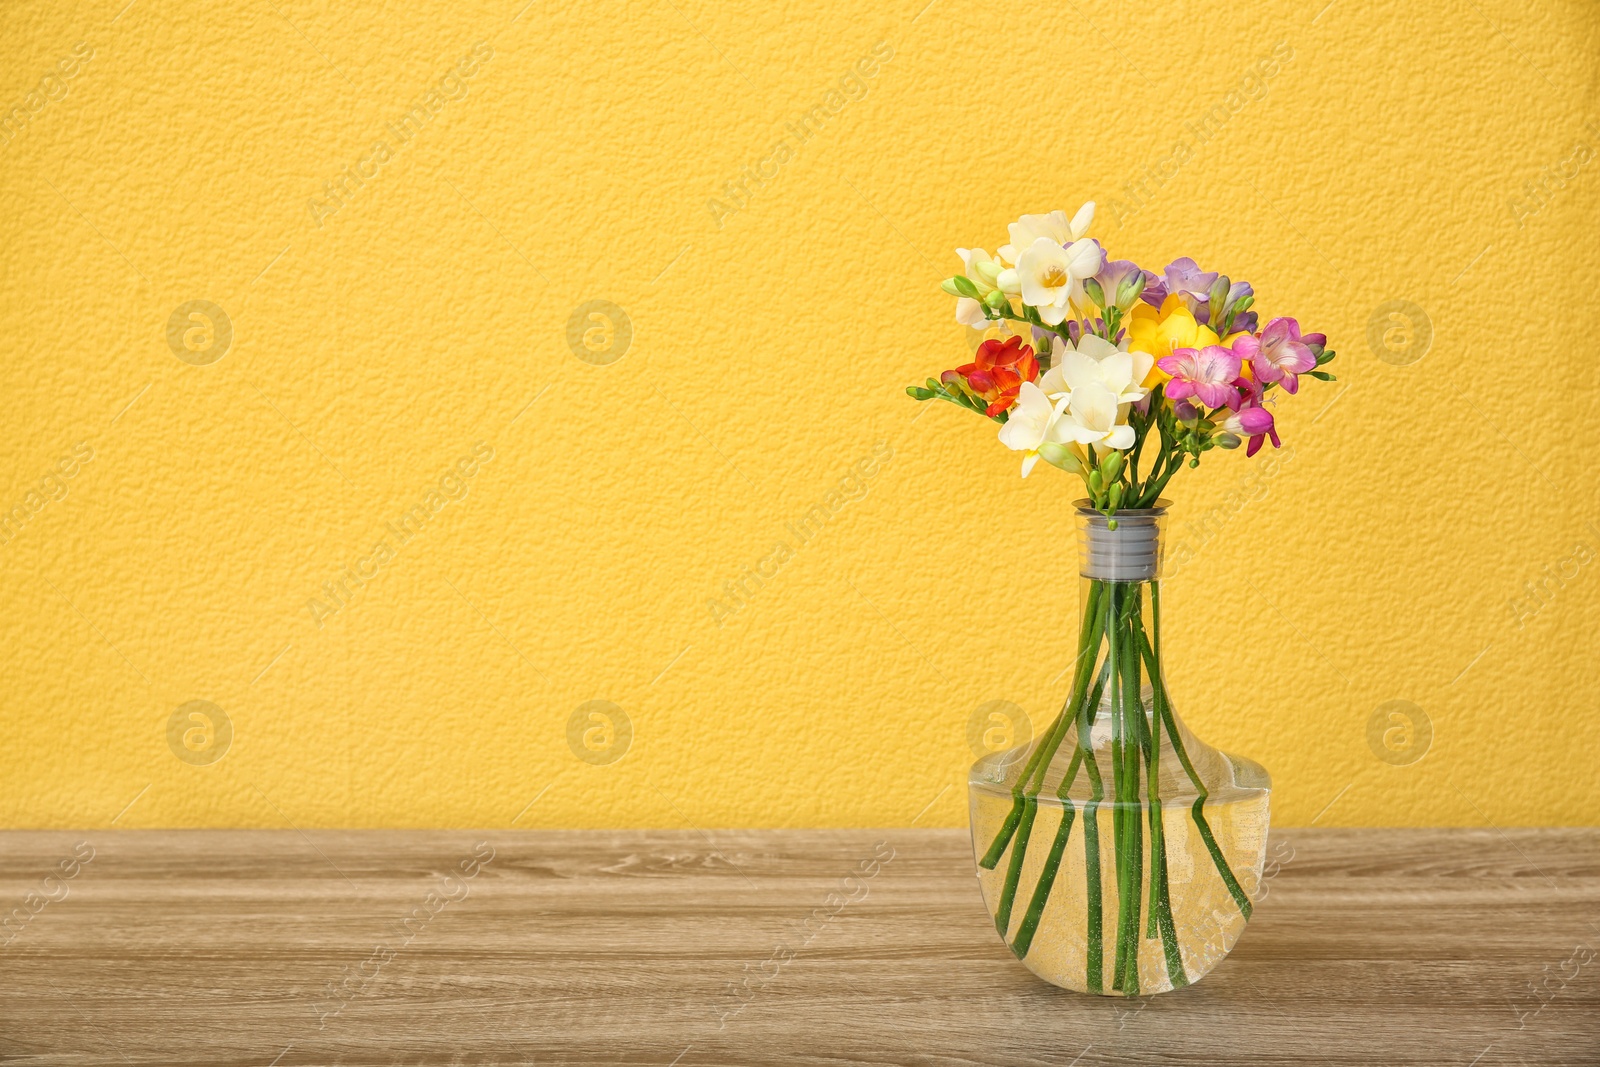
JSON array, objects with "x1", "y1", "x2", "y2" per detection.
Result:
[{"x1": 2, "y1": 0, "x2": 1598, "y2": 830}]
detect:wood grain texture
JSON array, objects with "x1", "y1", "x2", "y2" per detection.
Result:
[{"x1": 1, "y1": 828, "x2": 1597, "y2": 1066}]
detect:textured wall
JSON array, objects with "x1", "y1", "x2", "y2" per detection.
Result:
[{"x1": 2, "y1": 0, "x2": 1598, "y2": 829}]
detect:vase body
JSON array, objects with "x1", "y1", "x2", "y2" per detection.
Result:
[{"x1": 967, "y1": 503, "x2": 1270, "y2": 996}]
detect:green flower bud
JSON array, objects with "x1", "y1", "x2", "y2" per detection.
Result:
[
  {"x1": 1082, "y1": 277, "x2": 1106, "y2": 307},
  {"x1": 940, "y1": 278, "x2": 963, "y2": 297},
  {"x1": 950, "y1": 275, "x2": 981, "y2": 299},
  {"x1": 1088, "y1": 470, "x2": 1104, "y2": 495},
  {"x1": 1207, "y1": 275, "x2": 1230, "y2": 313},
  {"x1": 1215, "y1": 431, "x2": 1241, "y2": 449},
  {"x1": 1098, "y1": 450, "x2": 1125, "y2": 483},
  {"x1": 1107, "y1": 483, "x2": 1124, "y2": 510},
  {"x1": 1118, "y1": 271, "x2": 1146, "y2": 307},
  {"x1": 1038, "y1": 442, "x2": 1082, "y2": 472},
  {"x1": 984, "y1": 289, "x2": 1008, "y2": 310}
]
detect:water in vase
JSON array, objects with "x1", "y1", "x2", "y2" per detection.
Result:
[{"x1": 969, "y1": 685, "x2": 1271, "y2": 995}]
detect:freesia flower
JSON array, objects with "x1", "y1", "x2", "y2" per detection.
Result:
[
  {"x1": 1037, "y1": 330, "x2": 1121, "y2": 366},
  {"x1": 943, "y1": 336, "x2": 1038, "y2": 417},
  {"x1": 955, "y1": 298, "x2": 988, "y2": 328},
  {"x1": 953, "y1": 247, "x2": 1008, "y2": 327},
  {"x1": 1012, "y1": 237, "x2": 1103, "y2": 325},
  {"x1": 1140, "y1": 257, "x2": 1220, "y2": 323},
  {"x1": 999, "y1": 203, "x2": 1095, "y2": 264},
  {"x1": 997, "y1": 380, "x2": 1072, "y2": 476},
  {"x1": 1090, "y1": 257, "x2": 1145, "y2": 313},
  {"x1": 973, "y1": 335, "x2": 1037, "y2": 376},
  {"x1": 1056, "y1": 381, "x2": 1136, "y2": 453},
  {"x1": 1126, "y1": 294, "x2": 1223, "y2": 383},
  {"x1": 1157, "y1": 345, "x2": 1243, "y2": 410},
  {"x1": 1224, "y1": 404, "x2": 1280, "y2": 457},
  {"x1": 956, "y1": 247, "x2": 1005, "y2": 296},
  {"x1": 1222, "y1": 280, "x2": 1256, "y2": 334},
  {"x1": 1241, "y1": 317, "x2": 1317, "y2": 393},
  {"x1": 1039, "y1": 334, "x2": 1153, "y2": 406}
]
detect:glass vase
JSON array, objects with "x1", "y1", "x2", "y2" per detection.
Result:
[{"x1": 967, "y1": 501, "x2": 1271, "y2": 996}]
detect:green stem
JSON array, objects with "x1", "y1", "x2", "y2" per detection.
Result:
[
  {"x1": 1145, "y1": 708, "x2": 1189, "y2": 988},
  {"x1": 979, "y1": 584, "x2": 1105, "y2": 871},
  {"x1": 1129, "y1": 411, "x2": 1148, "y2": 491},
  {"x1": 998, "y1": 304, "x2": 1072, "y2": 342},
  {"x1": 1117, "y1": 589, "x2": 1145, "y2": 995},
  {"x1": 1009, "y1": 747, "x2": 1083, "y2": 958},
  {"x1": 1079, "y1": 617, "x2": 1107, "y2": 994},
  {"x1": 1128, "y1": 598, "x2": 1160, "y2": 943},
  {"x1": 1009, "y1": 654, "x2": 1112, "y2": 958},
  {"x1": 994, "y1": 796, "x2": 1037, "y2": 935},
  {"x1": 1133, "y1": 449, "x2": 1183, "y2": 507},
  {"x1": 1109, "y1": 585, "x2": 1130, "y2": 991},
  {"x1": 1133, "y1": 596, "x2": 1187, "y2": 987},
  {"x1": 1140, "y1": 584, "x2": 1252, "y2": 921},
  {"x1": 990, "y1": 584, "x2": 1110, "y2": 938}
]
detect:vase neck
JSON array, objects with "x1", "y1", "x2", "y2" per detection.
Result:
[{"x1": 1077, "y1": 502, "x2": 1168, "y2": 582}]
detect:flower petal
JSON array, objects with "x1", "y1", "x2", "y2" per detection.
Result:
[
  {"x1": 1065, "y1": 237, "x2": 1104, "y2": 278},
  {"x1": 1105, "y1": 423, "x2": 1135, "y2": 450},
  {"x1": 1070, "y1": 201, "x2": 1095, "y2": 238}
]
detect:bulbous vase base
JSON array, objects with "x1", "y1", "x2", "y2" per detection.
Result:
[{"x1": 969, "y1": 726, "x2": 1270, "y2": 995}]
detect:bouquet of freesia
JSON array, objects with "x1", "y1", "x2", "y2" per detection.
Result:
[
  {"x1": 908, "y1": 202, "x2": 1336, "y2": 521},
  {"x1": 914, "y1": 203, "x2": 1338, "y2": 997}
]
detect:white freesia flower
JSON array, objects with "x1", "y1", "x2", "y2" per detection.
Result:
[
  {"x1": 956, "y1": 248, "x2": 1005, "y2": 294},
  {"x1": 955, "y1": 297, "x2": 987, "y2": 328},
  {"x1": 999, "y1": 203, "x2": 1095, "y2": 263},
  {"x1": 1037, "y1": 333, "x2": 1122, "y2": 381},
  {"x1": 953, "y1": 247, "x2": 1009, "y2": 327},
  {"x1": 1015, "y1": 237, "x2": 1102, "y2": 326},
  {"x1": 1039, "y1": 334, "x2": 1152, "y2": 405},
  {"x1": 997, "y1": 380, "x2": 1072, "y2": 477},
  {"x1": 1057, "y1": 381, "x2": 1136, "y2": 452}
]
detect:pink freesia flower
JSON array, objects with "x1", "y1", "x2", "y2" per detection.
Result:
[
  {"x1": 1157, "y1": 345, "x2": 1242, "y2": 410},
  {"x1": 1241, "y1": 318, "x2": 1317, "y2": 393},
  {"x1": 1225, "y1": 404, "x2": 1280, "y2": 457}
]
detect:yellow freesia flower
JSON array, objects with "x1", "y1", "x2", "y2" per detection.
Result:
[{"x1": 1126, "y1": 293, "x2": 1223, "y2": 384}]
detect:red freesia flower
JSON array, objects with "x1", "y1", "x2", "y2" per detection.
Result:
[{"x1": 943, "y1": 336, "x2": 1038, "y2": 416}]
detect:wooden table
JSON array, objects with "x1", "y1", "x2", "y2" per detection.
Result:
[{"x1": 1, "y1": 828, "x2": 1596, "y2": 1066}]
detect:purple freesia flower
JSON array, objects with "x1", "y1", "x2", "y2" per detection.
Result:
[
  {"x1": 1158, "y1": 345, "x2": 1242, "y2": 410},
  {"x1": 1225, "y1": 404, "x2": 1280, "y2": 457},
  {"x1": 1223, "y1": 280, "x2": 1257, "y2": 333},
  {"x1": 1247, "y1": 317, "x2": 1317, "y2": 393},
  {"x1": 1138, "y1": 269, "x2": 1166, "y2": 308},
  {"x1": 1159, "y1": 257, "x2": 1220, "y2": 322},
  {"x1": 1095, "y1": 257, "x2": 1144, "y2": 311}
]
